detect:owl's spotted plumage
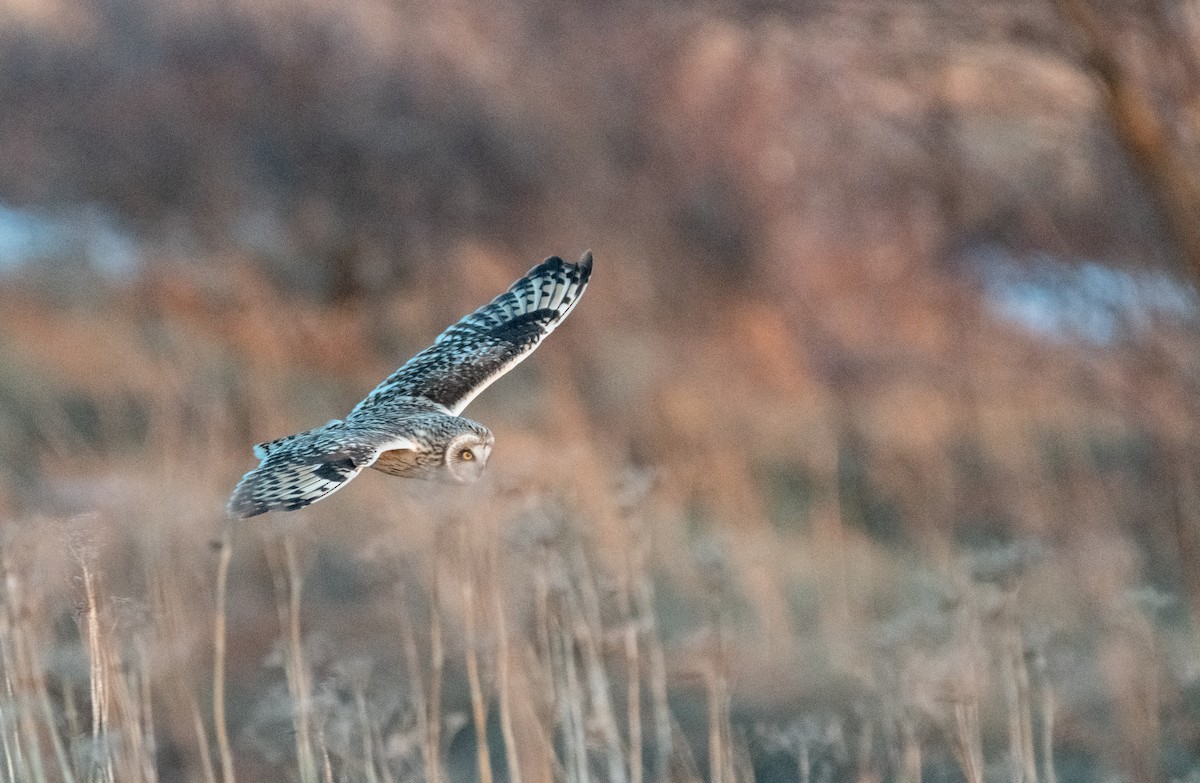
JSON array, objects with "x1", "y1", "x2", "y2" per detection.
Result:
[{"x1": 228, "y1": 252, "x2": 592, "y2": 518}]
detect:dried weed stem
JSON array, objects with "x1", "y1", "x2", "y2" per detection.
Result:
[
  {"x1": 213, "y1": 528, "x2": 236, "y2": 783},
  {"x1": 494, "y1": 590, "x2": 523, "y2": 783},
  {"x1": 461, "y1": 574, "x2": 494, "y2": 783}
]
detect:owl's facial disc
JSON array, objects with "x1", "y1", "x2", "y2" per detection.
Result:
[{"x1": 445, "y1": 434, "x2": 492, "y2": 483}]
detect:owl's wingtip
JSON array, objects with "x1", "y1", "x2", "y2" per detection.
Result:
[
  {"x1": 576, "y1": 250, "x2": 593, "y2": 282},
  {"x1": 538, "y1": 251, "x2": 591, "y2": 278},
  {"x1": 226, "y1": 487, "x2": 267, "y2": 519}
]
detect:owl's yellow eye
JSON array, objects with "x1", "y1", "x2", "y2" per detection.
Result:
[{"x1": 460, "y1": 449, "x2": 474, "y2": 461}]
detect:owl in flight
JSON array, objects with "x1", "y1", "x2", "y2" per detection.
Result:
[{"x1": 228, "y1": 252, "x2": 592, "y2": 518}]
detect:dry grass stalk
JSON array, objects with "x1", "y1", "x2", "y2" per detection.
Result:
[
  {"x1": 578, "y1": 612, "x2": 628, "y2": 783},
  {"x1": 370, "y1": 708, "x2": 397, "y2": 783},
  {"x1": 134, "y1": 640, "x2": 159, "y2": 783},
  {"x1": 856, "y1": 711, "x2": 877, "y2": 783},
  {"x1": 949, "y1": 694, "x2": 983, "y2": 783},
  {"x1": 705, "y1": 599, "x2": 734, "y2": 783},
  {"x1": 706, "y1": 663, "x2": 724, "y2": 783},
  {"x1": 62, "y1": 676, "x2": 80, "y2": 751},
  {"x1": 263, "y1": 536, "x2": 319, "y2": 783},
  {"x1": 461, "y1": 571, "x2": 494, "y2": 783},
  {"x1": 618, "y1": 508, "x2": 650, "y2": 783},
  {"x1": 146, "y1": 566, "x2": 210, "y2": 783},
  {"x1": 550, "y1": 596, "x2": 591, "y2": 783},
  {"x1": 189, "y1": 702, "x2": 218, "y2": 783},
  {"x1": 493, "y1": 590, "x2": 524, "y2": 783},
  {"x1": 1000, "y1": 641, "x2": 1026, "y2": 783},
  {"x1": 111, "y1": 640, "x2": 155, "y2": 783},
  {"x1": 79, "y1": 556, "x2": 110, "y2": 780},
  {"x1": 428, "y1": 554, "x2": 446, "y2": 783},
  {"x1": 284, "y1": 537, "x2": 318, "y2": 783},
  {"x1": 1031, "y1": 650, "x2": 1057, "y2": 783},
  {"x1": 69, "y1": 538, "x2": 133, "y2": 783},
  {"x1": 509, "y1": 546, "x2": 561, "y2": 783},
  {"x1": 669, "y1": 715, "x2": 703, "y2": 783},
  {"x1": 942, "y1": 577, "x2": 986, "y2": 783},
  {"x1": 151, "y1": 560, "x2": 216, "y2": 783},
  {"x1": 0, "y1": 693, "x2": 18, "y2": 783},
  {"x1": 731, "y1": 733, "x2": 755, "y2": 783},
  {"x1": 37, "y1": 657, "x2": 78, "y2": 783},
  {"x1": 0, "y1": 578, "x2": 30, "y2": 783},
  {"x1": 353, "y1": 681, "x2": 379, "y2": 783},
  {"x1": 315, "y1": 719, "x2": 334, "y2": 783},
  {"x1": 5, "y1": 635, "x2": 33, "y2": 783},
  {"x1": 900, "y1": 715, "x2": 920, "y2": 783},
  {"x1": 569, "y1": 548, "x2": 628, "y2": 783},
  {"x1": 535, "y1": 544, "x2": 555, "y2": 706},
  {"x1": 398, "y1": 591, "x2": 437, "y2": 783},
  {"x1": 6, "y1": 550, "x2": 78, "y2": 783},
  {"x1": 1002, "y1": 597, "x2": 1037, "y2": 783},
  {"x1": 624, "y1": 607, "x2": 643, "y2": 783},
  {"x1": 515, "y1": 641, "x2": 566, "y2": 783},
  {"x1": 635, "y1": 573, "x2": 672, "y2": 783},
  {"x1": 212, "y1": 528, "x2": 236, "y2": 783},
  {"x1": 114, "y1": 621, "x2": 154, "y2": 781}
]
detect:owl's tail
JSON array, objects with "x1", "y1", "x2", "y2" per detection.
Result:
[{"x1": 227, "y1": 424, "x2": 369, "y2": 518}]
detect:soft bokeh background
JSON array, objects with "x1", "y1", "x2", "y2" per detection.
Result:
[{"x1": 3, "y1": 1, "x2": 1200, "y2": 782}]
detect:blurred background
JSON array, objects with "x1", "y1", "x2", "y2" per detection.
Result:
[{"x1": 3, "y1": 0, "x2": 1200, "y2": 781}]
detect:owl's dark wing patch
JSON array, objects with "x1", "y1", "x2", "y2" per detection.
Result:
[
  {"x1": 354, "y1": 252, "x2": 592, "y2": 416},
  {"x1": 227, "y1": 428, "x2": 421, "y2": 518},
  {"x1": 228, "y1": 448, "x2": 370, "y2": 519}
]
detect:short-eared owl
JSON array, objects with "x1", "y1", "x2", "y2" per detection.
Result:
[{"x1": 228, "y1": 252, "x2": 593, "y2": 518}]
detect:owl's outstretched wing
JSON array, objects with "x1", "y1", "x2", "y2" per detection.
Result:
[
  {"x1": 227, "y1": 424, "x2": 421, "y2": 518},
  {"x1": 353, "y1": 252, "x2": 592, "y2": 417}
]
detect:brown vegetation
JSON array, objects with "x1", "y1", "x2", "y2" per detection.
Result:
[{"x1": 2, "y1": 0, "x2": 1200, "y2": 781}]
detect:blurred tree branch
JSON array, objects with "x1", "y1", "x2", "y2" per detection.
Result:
[{"x1": 1052, "y1": 0, "x2": 1200, "y2": 283}]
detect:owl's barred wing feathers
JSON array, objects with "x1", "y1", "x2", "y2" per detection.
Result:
[
  {"x1": 353, "y1": 252, "x2": 592, "y2": 417},
  {"x1": 228, "y1": 425, "x2": 421, "y2": 518},
  {"x1": 228, "y1": 452, "x2": 365, "y2": 518}
]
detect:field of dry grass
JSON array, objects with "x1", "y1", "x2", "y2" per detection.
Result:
[
  {"x1": 3, "y1": 1, "x2": 1200, "y2": 782},
  {"x1": 2, "y1": 249, "x2": 1198, "y2": 783}
]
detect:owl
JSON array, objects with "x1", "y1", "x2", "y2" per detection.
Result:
[{"x1": 227, "y1": 252, "x2": 593, "y2": 518}]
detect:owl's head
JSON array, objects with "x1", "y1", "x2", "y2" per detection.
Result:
[{"x1": 443, "y1": 424, "x2": 494, "y2": 484}]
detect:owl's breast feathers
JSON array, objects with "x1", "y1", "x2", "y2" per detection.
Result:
[{"x1": 372, "y1": 447, "x2": 423, "y2": 477}]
